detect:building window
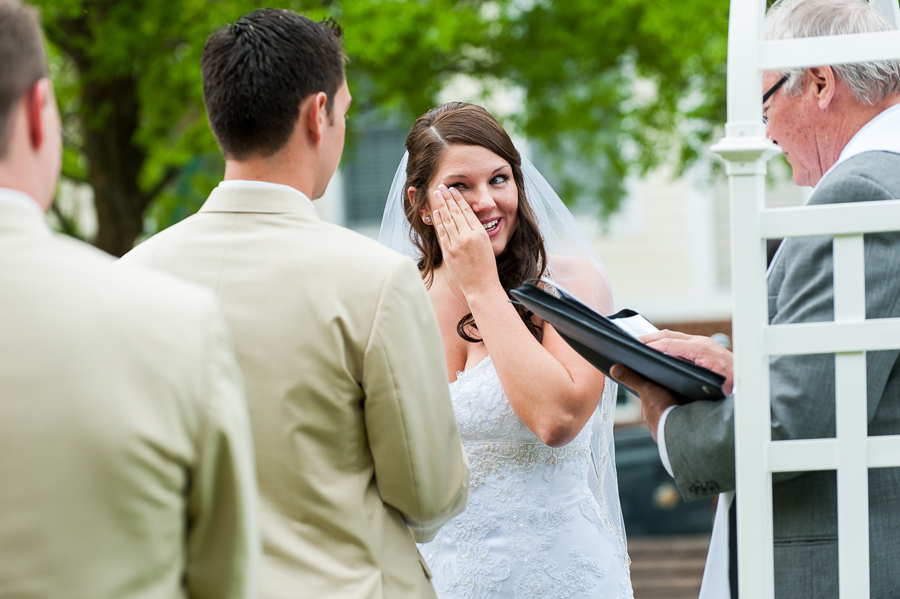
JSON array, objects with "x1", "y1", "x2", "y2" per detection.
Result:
[{"x1": 342, "y1": 125, "x2": 408, "y2": 227}]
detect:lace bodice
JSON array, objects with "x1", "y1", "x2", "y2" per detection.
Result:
[
  {"x1": 420, "y1": 357, "x2": 633, "y2": 599},
  {"x1": 450, "y1": 357, "x2": 592, "y2": 490}
]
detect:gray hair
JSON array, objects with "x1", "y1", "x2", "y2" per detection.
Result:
[{"x1": 764, "y1": 0, "x2": 900, "y2": 105}]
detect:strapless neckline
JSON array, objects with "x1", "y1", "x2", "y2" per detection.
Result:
[{"x1": 449, "y1": 355, "x2": 492, "y2": 387}]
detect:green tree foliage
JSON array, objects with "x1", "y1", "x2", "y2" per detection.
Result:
[
  {"x1": 37, "y1": 0, "x2": 729, "y2": 255},
  {"x1": 494, "y1": 0, "x2": 729, "y2": 214},
  {"x1": 39, "y1": 0, "x2": 259, "y2": 255}
]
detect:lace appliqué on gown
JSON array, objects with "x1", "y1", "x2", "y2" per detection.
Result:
[{"x1": 420, "y1": 357, "x2": 633, "y2": 599}]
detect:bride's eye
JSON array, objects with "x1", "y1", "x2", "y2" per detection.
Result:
[
  {"x1": 448, "y1": 182, "x2": 466, "y2": 190},
  {"x1": 490, "y1": 174, "x2": 509, "y2": 186}
]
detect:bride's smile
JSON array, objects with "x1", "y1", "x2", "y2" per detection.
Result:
[
  {"x1": 481, "y1": 217, "x2": 501, "y2": 235},
  {"x1": 426, "y1": 143, "x2": 519, "y2": 256}
]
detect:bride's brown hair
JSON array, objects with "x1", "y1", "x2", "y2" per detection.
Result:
[{"x1": 403, "y1": 102, "x2": 547, "y2": 342}]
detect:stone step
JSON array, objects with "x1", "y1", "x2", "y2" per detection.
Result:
[
  {"x1": 632, "y1": 578, "x2": 703, "y2": 599},
  {"x1": 628, "y1": 534, "x2": 710, "y2": 599},
  {"x1": 628, "y1": 534, "x2": 711, "y2": 556},
  {"x1": 630, "y1": 557, "x2": 707, "y2": 577}
]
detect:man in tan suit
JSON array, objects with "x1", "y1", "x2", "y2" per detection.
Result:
[
  {"x1": 120, "y1": 9, "x2": 469, "y2": 599},
  {"x1": 0, "y1": 2, "x2": 259, "y2": 598}
]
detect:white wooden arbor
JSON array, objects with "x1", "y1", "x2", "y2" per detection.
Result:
[{"x1": 711, "y1": 0, "x2": 900, "y2": 597}]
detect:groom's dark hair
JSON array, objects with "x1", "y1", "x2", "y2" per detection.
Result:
[{"x1": 201, "y1": 9, "x2": 346, "y2": 160}]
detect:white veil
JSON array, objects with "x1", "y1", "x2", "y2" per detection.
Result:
[{"x1": 378, "y1": 150, "x2": 629, "y2": 563}]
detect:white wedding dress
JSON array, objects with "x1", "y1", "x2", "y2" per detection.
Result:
[{"x1": 420, "y1": 356, "x2": 634, "y2": 599}]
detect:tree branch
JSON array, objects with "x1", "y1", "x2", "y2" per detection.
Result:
[
  {"x1": 50, "y1": 202, "x2": 84, "y2": 240},
  {"x1": 140, "y1": 166, "x2": 181, "y2": 205}
]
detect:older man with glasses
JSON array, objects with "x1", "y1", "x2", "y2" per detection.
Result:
[{"x1": 612, "y1": 0, "x2": 900, "y2": 598}]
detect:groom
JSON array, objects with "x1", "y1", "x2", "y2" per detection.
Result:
[{"x1": 120, "y1": 9, "x2": 469, "y2": 599}]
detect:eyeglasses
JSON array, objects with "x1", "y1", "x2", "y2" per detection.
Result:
[{"x1": 762, "y1": 74, "x2": 789, "y2": 125}]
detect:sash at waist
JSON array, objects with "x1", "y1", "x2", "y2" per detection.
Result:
[{"x1": 462, "y1": 440, "x2": 591, "y2": 489}]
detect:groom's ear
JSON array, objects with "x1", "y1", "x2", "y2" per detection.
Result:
[
  {"x1": 304, "y1": 91, "x2": 329, "y2": 145},
  {"x1": 25, "y1": 79, "x2": 49, "y2": 149}
]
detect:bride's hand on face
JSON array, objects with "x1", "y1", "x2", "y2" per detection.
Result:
[{"x1": 432, "y1": 184, "x2": 499, "y2": 296}]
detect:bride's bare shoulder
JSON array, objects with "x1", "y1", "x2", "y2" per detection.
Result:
[
  {"x1": 546, "y1": 254, "x2": 612, "y2": 313},
  {"x1": 547, "y1": 254, "x2": 593, "y2": 273},
  {"x1": 546, "y1": 254, "x2": 606, "y2": 285}
]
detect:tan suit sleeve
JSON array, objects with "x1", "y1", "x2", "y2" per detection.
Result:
[
  {"x1": 185, "y1": 303, "x2": 260, "y2": 599},
  {"x1": 363, "y1": 258, "x2": 470, "y2": 543}
]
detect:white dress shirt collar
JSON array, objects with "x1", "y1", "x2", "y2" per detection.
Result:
[
  {"x1": 817, "y1": 102, "x2": 900, "y2": 188},
  {"x1": 0, "y1": 187, "x2": 45, "y2": 218},
  {"x1": 217, "y1": 180, "x2": 313, "y2": 206}
]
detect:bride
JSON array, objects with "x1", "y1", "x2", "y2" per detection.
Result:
[{"x1": 379, "y1": 102, "x2": 633, "y2": 598}]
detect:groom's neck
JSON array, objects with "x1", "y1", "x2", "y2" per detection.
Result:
[{"x1": 223, "y1": 149, "x2": 316, "y2": 199}]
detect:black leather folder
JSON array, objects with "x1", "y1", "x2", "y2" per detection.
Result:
[{"x1": 510, "y1": 279, "x2": 726, "y2": 403}]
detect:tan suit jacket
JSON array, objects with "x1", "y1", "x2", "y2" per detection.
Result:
[
  {"x1": 0, "y1": 195, "x2": 258, "y2": 598},
  {"x1": 120, "y1": 183, "x2": 469, "y2": 599}
]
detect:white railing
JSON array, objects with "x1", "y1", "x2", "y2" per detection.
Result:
[{"x1": 711, "y1": 1, "x2": 900, "y2": 597}]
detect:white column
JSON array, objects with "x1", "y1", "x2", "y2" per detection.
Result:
[
  {"x1": 832, "y1": 234, "x2": 870, "y2": 597},
  {"x1": 713, "y1": 134, "x2": 780, "y2": 599}
]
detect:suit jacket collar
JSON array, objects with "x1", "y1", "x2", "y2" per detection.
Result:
[
  {"x1": 200, "y1": 183, "x2": 319, "y2": 220},
  {"x1": 0, "y1": 192, "x2": 51, "y2": 239}
]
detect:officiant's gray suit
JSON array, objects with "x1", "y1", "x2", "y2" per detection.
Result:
[
  {"x1": 120, "y1": 183, "x2": 469, "y2": 599},
  {"x1": 664, "y1": 151, "x2": 900, "y2": 598}
]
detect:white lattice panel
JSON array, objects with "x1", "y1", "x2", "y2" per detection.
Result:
[{"x1": 713, "y1": 1, "x2": 900, "y2": 597}]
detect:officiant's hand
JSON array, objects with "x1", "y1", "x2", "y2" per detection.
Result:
[
  {"x1": 641, "y1": 330, "x2": 735, "y2": 395},
  {"x1": 609, "y1": 365, "x2": 676, "y2": 443},
  {"x1": 431, "y1": 185, "x2": 500, "y2": 296}
]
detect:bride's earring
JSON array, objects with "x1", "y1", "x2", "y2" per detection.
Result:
[{"x1": 423, "y1": 215, "x2": 433, "y2": 225}]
